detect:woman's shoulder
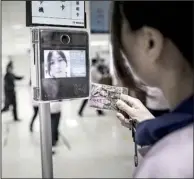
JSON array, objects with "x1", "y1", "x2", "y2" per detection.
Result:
[{"x1": 134, "y1": 124, "x2": 193, "y2": 178}]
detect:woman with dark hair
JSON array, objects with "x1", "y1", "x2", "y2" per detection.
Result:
[
  {"x1": 47, "y1": 50, "x2": 68, "y2": 78},
  {"x1": 111, "y1": 1, "x2": 193, "y2": 178}
]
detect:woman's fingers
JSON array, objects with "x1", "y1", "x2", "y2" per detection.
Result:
[
  {"x1": 120, "y1": 94, "x2": 141, "y2": 107},
  {"x1": 116, "y1": 112, "x2": 132, "y2": 129},
  {"x1": 116, "y1": 112, "x2": 125, "y2": 121},
  {"x1": 121, "y1": 120, "x2": 132, "y2": 129},
  {"x1": 117, "y1": 112, "x2": 130, "y2": 123},
  {"x1": 116, "y1": 100, "x2": 135, "y2": 117},
  {"x1": 117, "y1": 94, "x2": 154, "y2": 124}
]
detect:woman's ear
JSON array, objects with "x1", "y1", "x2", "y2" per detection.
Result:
[{"x1": 137, "y1": 26, "x2": 164, "y2": 63}]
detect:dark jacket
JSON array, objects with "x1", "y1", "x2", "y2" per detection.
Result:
[
  {"x1": 133, "y1": 95, "x2": 194, "y2": 178},
  {"x1": 4, "y1": 72, "x2": 23, "y2": 93}
]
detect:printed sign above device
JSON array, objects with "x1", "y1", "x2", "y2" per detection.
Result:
[{"x1": 26, "y1": 1, "x2": 86, "y2": 28}]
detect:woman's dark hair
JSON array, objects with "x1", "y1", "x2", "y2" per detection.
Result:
[
  {"x1": 47, "y1": 50, "x2": 67, "y2": 75},
  {"x1": 111, "y1": 1, "x2": 193, "y2": 91}
]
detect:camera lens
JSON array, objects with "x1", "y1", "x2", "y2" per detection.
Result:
[{"x1": 60, "y1": 34, "x2": 70, "y2": 44}]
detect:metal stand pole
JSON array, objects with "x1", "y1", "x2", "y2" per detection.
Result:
[
  {"x1": 0, "y1": 2, "x2": 3, "y2": 177},
  {"x1": 39, "y1": 103, "x2": 53, "y2": 179}
]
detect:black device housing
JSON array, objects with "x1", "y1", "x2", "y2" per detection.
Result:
[{"x1": 32, "y1": 28, "x2": 90, "y2": 101}]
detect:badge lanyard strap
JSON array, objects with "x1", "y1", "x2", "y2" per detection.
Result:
[{"x1": 130, "y1": 120, "x2": 139, "y2": 167}]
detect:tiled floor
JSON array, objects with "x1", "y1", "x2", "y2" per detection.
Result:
[{"x1": 2, "y1": 86, "x2": 134, "y2": 178}]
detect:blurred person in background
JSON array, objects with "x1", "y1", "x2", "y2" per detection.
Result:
[
  {"x1": 78, "y1": 58, "x2": 104, "y2": 116},
  {"x1": 29, "y1": 78, "x2": 61, "y2": 153},
  {"x1": 1, "y1": 61, "x2": 24, "y2": 122},
  {"x1": 29, "y1": 103, "x2": 39, "y2": 132},
  {"x1": 50, "y1": 101, "x2": 62, "y2": 154},
  {"x1": 111, "y1": 1, "x2": 193, "y2": 178},
  {"x1": 29, "y1": 79, "x2": 39, "y2": 132},
  {"x1": 98, "y1": 65, "x2": 112, "y2": 86}
]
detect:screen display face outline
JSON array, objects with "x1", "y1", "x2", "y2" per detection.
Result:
[
  {"x1": 39, "y1": 47, "x2": 90, "y2": 101},
  {"x1": 43, "y1": 49, "x2": 87, "y2": 79},
  {"x1": 26, "y1": 1, "x2": 86, "y2": 28}
]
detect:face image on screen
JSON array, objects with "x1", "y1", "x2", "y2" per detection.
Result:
[{"x1": 44, "y1": 50, "x2": 86, "y2": 79}]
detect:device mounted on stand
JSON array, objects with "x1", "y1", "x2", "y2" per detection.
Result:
[
  {"x1": 26, "y1": 1, "x2": 89, "y2": 178},
  {"x1": 31, "y1": 28, "x2": 90, "y2": 101}
]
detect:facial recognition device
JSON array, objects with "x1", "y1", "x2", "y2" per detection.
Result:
[
  {"x1": 27, "y1": 2, "x2": 89, "y2": 178},
  {"x1": 31, "y1": 28, "x2": 89, "y2": 101}
]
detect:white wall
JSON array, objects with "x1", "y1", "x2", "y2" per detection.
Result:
[{"x1": 2, "y1": 56, "x2": 10, "y2": 76}]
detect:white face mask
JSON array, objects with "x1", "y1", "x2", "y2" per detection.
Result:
[{"x1": 122, "y1": 51, "x2": 149, "y2": 87}]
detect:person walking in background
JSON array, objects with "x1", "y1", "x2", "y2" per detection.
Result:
[
  {"x1": 29, "y1": 104, "x2": 39, "y2": 132},
  {"x1": 29, "y1": 78, "x2": 61, "y2": 151},
  {"x1": 29, "y1": 79, "x2": 39, "y2": 132},
  {"x1": 50, "y1": 101, "x2": 61, "y2": 148},
  {"x1": 98, "y1": 65, "x2": 113, "y2": 86},
  {"x1": 1, "y1": 61, "x2": 24, "y2": 122},
  {"x1": 78, "y1": 58, "x2": 104, "y2": 116}
]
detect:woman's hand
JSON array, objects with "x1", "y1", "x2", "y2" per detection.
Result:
[{"x1": 116, "y1": 94, "x2": 154, "y2": 126}]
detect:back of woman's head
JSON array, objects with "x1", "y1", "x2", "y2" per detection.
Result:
[{"x1": 111, "y1": 1, "x2": 193, "y2": 89}]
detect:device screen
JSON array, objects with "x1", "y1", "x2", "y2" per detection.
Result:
[{"x1": 44, "y1": 50, "x2": 86, "y2": 79}]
